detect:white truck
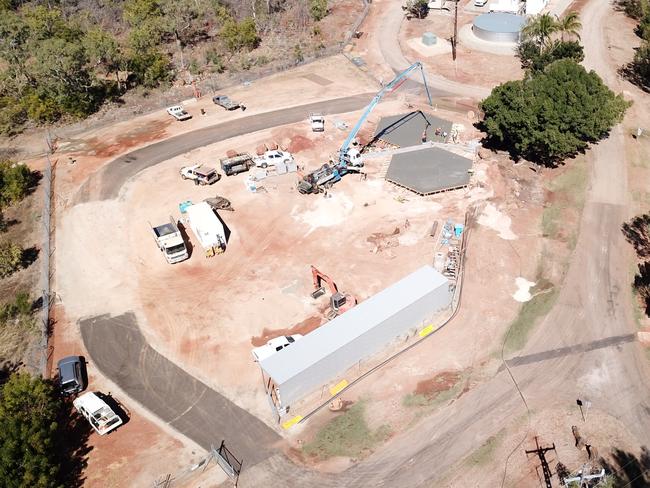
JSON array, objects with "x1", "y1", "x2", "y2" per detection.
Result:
[
  {"x1": 254, "y1": 150, "x2": 294, "y2": 169},
  {"x1": 180, "y1": 164, "x2": 221, "y2": 185},
  {"x1": 309, "y1": 113, "x2": 325, "y2": 132},
  {"x1": 185, "y1": 202, "x2": 227, "y2": 257},
  {"x1": 252, "y1": 334, "x2": 303, "y2": 362},
  {"x1": 167, "y1": 105, "x2": 192, "y2": 121},
  {"x1": 151, "y1": 218, "x2": 189, "y2": 264},
  {"x1": 73, "y1": 392, "x2": 124, "y2": 435}
]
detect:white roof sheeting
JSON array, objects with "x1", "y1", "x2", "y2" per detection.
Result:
[{"x1": 259, "y1": 265, "x2": 450, "y2": 403}]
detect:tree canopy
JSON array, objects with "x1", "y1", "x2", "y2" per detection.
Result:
[
  {"x1": 0, "y1": 373, "x2": 62, "y2": 488},
  {"x1": 480, "y1": 59, "x2": 629, "y2": 164}
]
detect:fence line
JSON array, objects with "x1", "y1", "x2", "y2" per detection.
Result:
[{"x1": 39, "y1": 139, "x2": 54, "y2": 378}]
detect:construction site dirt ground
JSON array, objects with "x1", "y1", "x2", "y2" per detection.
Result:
[{"x1": 51, "y1": 89, "x2": 552, "y2": 482}]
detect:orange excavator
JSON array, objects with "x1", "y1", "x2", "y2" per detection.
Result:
[{"x1": 310, "y1": 266, "x2": 357, "y2": 318}]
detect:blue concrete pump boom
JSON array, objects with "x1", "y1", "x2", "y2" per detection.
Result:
[{"x1": 338, "y1": 61, "x2": 433, "y2": 167}]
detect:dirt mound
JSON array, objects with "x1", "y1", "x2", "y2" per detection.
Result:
[
  {"x1": 251, "y1": 315, "x2": 323, "y2": 346},
  {"x1": 414, "y1": 371, "x2": 461, "y2": 398}
]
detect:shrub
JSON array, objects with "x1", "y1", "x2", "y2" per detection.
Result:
[
  {"x1": 310, "y1": 0, "x2": 328, "y2": 21},
  {"x1": 403, "y1": 0, "x2": 428, "y2": 19},
  {"x1": 0, "y1": 241, "x2": 23, "y2": 278},
  {"x1": 220, "y1": 17, "x2": 259, "y2": 52},
  {"x1": 0, "y1": 161, "x2": 35, "y2": 206}
]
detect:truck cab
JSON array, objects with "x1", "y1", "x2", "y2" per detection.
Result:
[
  {"x1": 180, "y1": 164, "x2": 221, "y2": 185},
  {"x1": 309, "y1": 113, "x2": 325, "y2": 132},
  {"x1": 73, "y1": 392, "x2": 124, "y2": 435},
  {"x1": 152, "y1": 219, "x2": 189, "y2": 264}
]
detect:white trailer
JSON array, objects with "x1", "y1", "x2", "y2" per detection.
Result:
[{"x1": 185, "y1": 202, "x2": 227, "y2": 257}]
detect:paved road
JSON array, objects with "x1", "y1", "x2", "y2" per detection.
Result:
[
  {"x1": 79, "y1": 313, "x2": 281, "y2": 467},
  {"x1": 79, "y1": 94, "x2": 373, "y2": 202}
]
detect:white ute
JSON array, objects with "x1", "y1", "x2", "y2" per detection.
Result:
[
  {"x1": 309, "y1": 113, "x2": 325, "y2": 132},
  {"x1": 180, "y1": 164, "x2": 220, "y2": 185},
  {"x1": 254, "y1": 150, "x2": 294, "y2": 169},
  {"x1": 167, "y1": 105, "x2": 192, "y2": 121},
  {"x1": 73, "y1": 392, "x2": 123, "y2": 435},
  {"x1": 252, "y1": 334, "x2": 303, "y2": 362},
  {"x1": 151, "y1": 218, "x2": 188, "y2": 264}
]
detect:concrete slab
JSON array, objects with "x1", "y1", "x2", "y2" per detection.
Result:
[
  {"x1": 373, "y1": 112, "x2": 452, "y2": 147},
  {"x1": 386, "y1": 146, "x2": 472, "y2": 195}
]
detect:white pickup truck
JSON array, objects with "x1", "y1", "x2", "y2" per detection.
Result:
[
  {"x1": 309, "y1": 113, "x2": 325, "y2": 132},
  {"x1": 167, "y1": 105, "x2": 192, "y2": 121},
  {"x1": 254, "y1": 150, "x2": 294, "y2": 169},
  {"x1": 151, "y1": 218, "x2": 188, "y2": 264}
]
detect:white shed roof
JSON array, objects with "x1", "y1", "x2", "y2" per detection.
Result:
[
  {"x1": 259, "y1": 265, "x2": 448, "y2": 385},
  {"x1": 185, "y1": 202, "x2": 225, "y2": 248}
]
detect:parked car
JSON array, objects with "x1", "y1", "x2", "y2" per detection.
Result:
[
  {"x1": 73, "y1": 392, "x2": 124, "y2": 435},
  {"x1": 57, "y1": 355, "x2": 86, "y2": 395},
  {"x1": 309, "y1": 113, "x2": 325, "y2": 132},
  {"x1": 212, "y1": 95, "x2": 242, "y2": 111},
  {"x1": 180, "y1": 164, "x2": 221, "y2": 185},
  {"x1": 251, "y1": 334, "x2": 303, "y2": 362},
  {"x1": 167, "y1": 105, "x2": 192, "y2": 121}
]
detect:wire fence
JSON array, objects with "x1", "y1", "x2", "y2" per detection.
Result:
[{"x1": 39, "y1": 137, "x2": 54, "y2": 379}]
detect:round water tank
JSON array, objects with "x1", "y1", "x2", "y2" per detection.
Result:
[
  {"x1": 472, "y1": 12, "x2": 526, "y2": 43},
  {"x1": 422, "y1": 32, "x2": 437, "y2": 46}
]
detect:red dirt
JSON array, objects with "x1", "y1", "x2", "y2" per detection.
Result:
[
  {"x1": 288, "y1": 135, "x2": 316, "y2": 153},
  {"x1": 251, "y1": 315, "x2": 323, "y2": 346},
  {"x1": 83, "y1": 119, "x2": 171, "y2": 159},
  {"x1": 414, "y1": 371, "x2": 461, "y2": 398}
]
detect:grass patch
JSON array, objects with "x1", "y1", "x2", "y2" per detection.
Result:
[
  {"x1": 542, "y1": 158, "x2": 588, "y2": 241},
  {"x1": 465, "y1": 430, "x2": 505, "y2": 467},
  {"x1": 503, "y1": 284, "x2": 559, "y2": 353},
  {"x1": 302, "y1": 400, "x2": 391, "y2": 460}
]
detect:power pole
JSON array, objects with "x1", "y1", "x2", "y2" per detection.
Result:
[
  {"x1": 525, "y1": 437, "x2": 556, "y2": 488},
  {"x1": 452, "y1": 0, "x2": 459, "y2": 60}
]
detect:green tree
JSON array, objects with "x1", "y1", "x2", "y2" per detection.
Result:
[
  {"x1": 0, "y1": 373, "x2": 62, "y2": 488},
  {"x1": 0, "y1": 160, "x2": 34, "y2": 206},
  {"x1": 631, "y1": 41, "x2": 650, "y2": 87},
  {"x1": 84, "y1": 28, "x2": 124, "y2": 89},
  {"x1": 310, "y1": 0, "x2": 328, "y2": 21},
  {"x1": 517, "y1": 39, "x2": 584, "y2": 72},
  {"x1": 521, "y1": 13, "x2": 558, "y2": 51},
  {"x1": 160, "y1": 0, "x2": 209, "y2": 68},
  {"x1": 0, "y1": 241, "x2": 23, "y2": 277},
  {"x1": 126, "y1": 48, "x2": 173, "y2": 87},
  {"x1": 480, "y1": 59, "x2": 630, "y2": 164},
  {"x1": 555, "y1": 11, "x2": 581, "y2": 41},
  {"x1": 220, "y1": 17, "x2": 259, "y2": 52},
  {"x1": 403, "y1": 0, "x2": 428, "y2": 19}
]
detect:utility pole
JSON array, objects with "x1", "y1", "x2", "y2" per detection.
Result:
[
  {"x1": 452, "y1": 0, "x2": 459, "y2": 60},
  {"x1": 525, "y1": 437, "x2": 556, "y2": 488}
]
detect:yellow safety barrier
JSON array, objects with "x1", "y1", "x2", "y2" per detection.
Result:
[
  {"x1": 282, "y1": 415, "x2": 303, "y2": 430},
  {"x1": 329, "y1": 379, "x2": 349, "y2": 396},
  {"x1": 419, "y1": 324, "x2": 434, "y2": 337}
]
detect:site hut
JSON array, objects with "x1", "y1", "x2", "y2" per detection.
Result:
[
  {"x1": 185, "y1": 201, "x2": 227, "y2": 257},
  {"x1": 258, "y1": 265, "x2": 453, "y2": 417}
]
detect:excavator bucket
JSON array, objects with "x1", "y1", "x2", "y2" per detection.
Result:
[{"x1": 311, "y1": 286, "x2": 326, "y2": 299}]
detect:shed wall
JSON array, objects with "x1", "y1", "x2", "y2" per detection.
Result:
[{"x1": 276, "y1": 282, "x2": 452, "y2": 408}]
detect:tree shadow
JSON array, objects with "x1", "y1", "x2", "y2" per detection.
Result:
[
  {"x1": 0, "y1": 360, "x2": 21, "y2": 386},
  {"x1": 622, "y1": 213, "x2": 650, "y2": 259},
  {"x1": 618, "y1": 62, "x2": 650, "y2": 93},
  {"x1": 600, "y1": 447, "x2": 650, "y2": 488},
  {"x1": 0, "y1": 212, "x2": 19, "y2": 233},
  {"x1": 21, "y1": 246, "x2": 40, "y2": 269},
  {"x1": 57, "y1": 397, "x2": 93, "y2": 488}
]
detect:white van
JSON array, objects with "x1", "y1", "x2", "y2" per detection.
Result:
[{"x1": 73, "y1": 392, "x2": 123, "y2": 435}]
